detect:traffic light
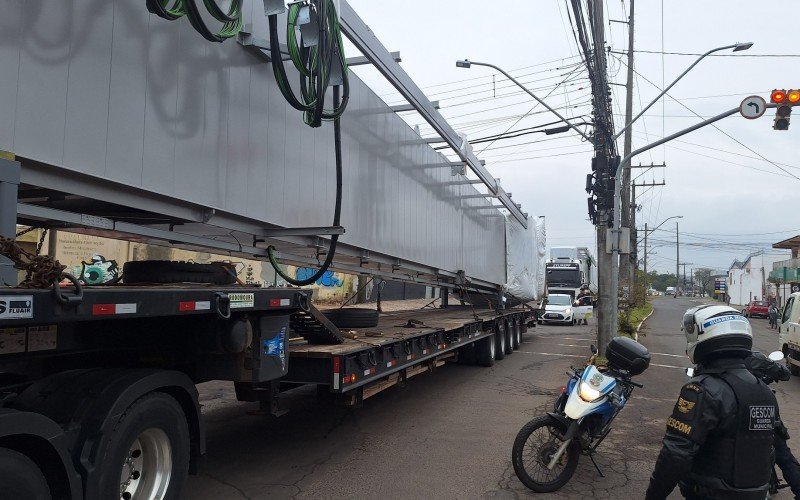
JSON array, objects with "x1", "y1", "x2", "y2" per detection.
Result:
[{"x1": 771, "y1": 88, "x2": 797, "y2": 130}]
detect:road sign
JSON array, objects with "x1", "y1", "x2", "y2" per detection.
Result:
[{"x1": 740, "y1": 95, "x2": 767, "y2": 119}]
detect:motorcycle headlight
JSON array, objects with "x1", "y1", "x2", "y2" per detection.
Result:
[{"x1": 578, "y1": 381, "x2": 602, "y2": 402}]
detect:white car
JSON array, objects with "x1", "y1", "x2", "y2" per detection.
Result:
[{"x1": 541, "y1": 294, "x2": 576, "y2": 325}]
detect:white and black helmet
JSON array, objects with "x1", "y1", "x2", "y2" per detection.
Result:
[{"x1": 682, "y1": 305, "x2": 752, "y2": 363}]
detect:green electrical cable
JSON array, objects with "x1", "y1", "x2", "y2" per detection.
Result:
[{"x1": 148, "y1": 0, "x2": 243, "y2": 42}]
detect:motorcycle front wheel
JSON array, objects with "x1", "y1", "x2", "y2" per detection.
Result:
[{"x1": 512, "y1": 414, "x2": 580, "y2": 492}]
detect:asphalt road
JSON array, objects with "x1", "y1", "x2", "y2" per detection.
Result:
[{"x1": 184, "y1": 298, "x2": 796, "y2": 499}]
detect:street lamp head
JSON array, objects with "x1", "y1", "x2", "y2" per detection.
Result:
[
  {"x1": 456, "y1": 59, "x2": 471, "y2": 69},
  {"x1": 733, "y1": 42, "x2": 754, "y2": 52}
]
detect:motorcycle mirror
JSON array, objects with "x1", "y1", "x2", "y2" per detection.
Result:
[
  {"x1": 590, "y1": 344, "x2": 598, "y2": 355},
  {"x1": 685, "y1": 367, "x2": 695, "y2": 377},
  {"x1": 768, "y1": 351, "x2": 785, "y2": 362}
]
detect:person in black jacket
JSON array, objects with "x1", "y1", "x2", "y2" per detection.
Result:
[
  {"x1": 745, "y1": 350, "x2": 800, "y2": 498},
  {"x1": 645, "y1": 305, "x2": 778, "y2": 500}
]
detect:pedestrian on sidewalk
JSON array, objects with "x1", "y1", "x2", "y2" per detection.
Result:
[
  {"x1": 645, "y1": 305, "x2": 776, "y2": 500},
  {"x1": 769, "y1": 303, "x2": 779, "y2": 329}
]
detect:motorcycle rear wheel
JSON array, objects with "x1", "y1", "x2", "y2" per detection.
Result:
[{"x1": 512, "y1": 414, "x2": 580, "y2": 492}]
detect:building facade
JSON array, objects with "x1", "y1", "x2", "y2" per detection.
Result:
[{"x1": 727, "y1": 251, "x2": 790, "y2": 306}]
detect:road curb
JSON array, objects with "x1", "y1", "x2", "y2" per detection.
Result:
[{"x1": 634, "y1": 306, "x2": 655, "y2": 342}]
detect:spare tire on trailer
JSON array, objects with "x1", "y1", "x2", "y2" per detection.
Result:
[
  {"x1": 123, "y1": 261, "x2": 237, "y2": 285},
  {"x1": 322, "y1": 308, "x2": 379, "y2": 328}
]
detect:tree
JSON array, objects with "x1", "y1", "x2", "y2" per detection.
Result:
[
  {"x1": 694, "y1": 268, "x2": 713, "y2": 297},
  {"x1": 647, "y1": 272, "x2": 677, "y2": 292}
]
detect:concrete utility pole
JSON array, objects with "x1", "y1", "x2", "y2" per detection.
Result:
[
  {"x1": 643, "y1": 222, "x2": 648, "y2": 281},
  {"x1": 676, "y1": 220, "x2": 680, "y2": 293},
  {"x1": 589, "y1": 0, "x2": 616, "y2": 355},
  {"x1": 619, "y1": 0, "x2": 635, "y2": 297}
]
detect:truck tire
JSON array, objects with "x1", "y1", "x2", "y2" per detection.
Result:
[
  {"x1": 99, "y1": 392, "x2": 190, "y2": 500},
  {"x1": 495, "y1": 323, "x2": 506, "y2": 360},
  {"x1": 504, "y1": 320, "x2": 514, "y2": 355},
  {"x1": 512, "y1": 319, "x2": 522, "y2": 350},
  {"x1": 123, "y1": 261, "x2": 237, "y2": 285},
  {"x1": 322, "y1": 308, "x2": 379, "y2": 328},
  {"x1": 789, "y1": 354, "x2": 800, "y2": 376},
  {"x1": 0, "y1": 448, "x2": 50, "y2": 500},
  {"x1": 476, "y1": 334, "x2": 496, "y2": 367}
]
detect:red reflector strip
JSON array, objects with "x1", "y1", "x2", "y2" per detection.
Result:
[
  {"x1": 269, "y1": 298, "x2": 292, "y2": 307},
  {"x1": 333, "y1": 356, "x2": 341, "y2": 374},
  {"x1": 92, "y1": 303, "x2": 136, "y2": 316},
  {"x1": 92, "y1": 304, "x2": 115, "y2": 316},
  {"x1": 179, "y1": 301, "x2": 211, "y2": 312}
]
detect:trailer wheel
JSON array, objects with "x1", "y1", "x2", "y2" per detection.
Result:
[
  {"x1": 512, "y1": 319, "x2": 522, "y2": 350},
  {"x1": 788, "y1": 352, "x2": 800, "y2": 376},
  {"x1": 0, "y1": 448, "x2": 50, "y2": 500},
  {"x1": 476, "y1": 334, "x2": 496, "y2": 367},
  {"x1": 504, "y1": 320, "x2": 514, "y2": 355},
  {"x1": 99, "y1": 392, "x2": 190, "y2": 500},
  {"x1": 495, "y1": 323, "x2": 506, "y2": 360}
]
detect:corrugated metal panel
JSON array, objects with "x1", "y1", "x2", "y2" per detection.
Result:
[{"x1": 0, "y1": 0, "x2": 506, "y2": 284}]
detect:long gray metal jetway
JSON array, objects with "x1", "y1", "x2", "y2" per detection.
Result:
[{"x1": 0, "y1": 0, "x2": 529, "y2": 292}]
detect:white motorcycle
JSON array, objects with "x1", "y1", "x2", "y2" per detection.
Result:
[{"x1": 512, "y1": 337, "x2": 651, "y2": 492}]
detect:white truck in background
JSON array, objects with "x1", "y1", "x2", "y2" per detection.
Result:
[
  {"x1": 779, "y1": 291, "x2": 800, "y2": 375},
  {"x1": 545, "y1": 247, "x2": 597, "y2": 299}
]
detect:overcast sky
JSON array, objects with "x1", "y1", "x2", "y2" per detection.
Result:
[{"x1": 345, "y1": 0, "x2": 799, "y2": 275}]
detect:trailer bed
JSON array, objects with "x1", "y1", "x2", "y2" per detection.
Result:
[{"x1": 284, "y1": 305, "x2": 531, "y2": 400}]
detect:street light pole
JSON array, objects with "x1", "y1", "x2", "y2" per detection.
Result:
[
  {"x1": 455, "y1": 60, "x2": 592, "y2": 142},
  {"x1": 609, "y1": 103, "x2": 771, "y2": 332}
]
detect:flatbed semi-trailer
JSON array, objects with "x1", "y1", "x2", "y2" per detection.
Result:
[
  {"x1": 0, "y1": 279, "x2": 532, "y2": 499},
  {"x1": 286, "y1": 305, "x2": 530, "y2": 403}
]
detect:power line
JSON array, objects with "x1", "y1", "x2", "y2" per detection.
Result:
[
  {"x1": 611, "y1": 53, "x2": 800, "y2": 181},
  {"x1": 632, "y1": 49, "x2": 800, "y2": 58}
]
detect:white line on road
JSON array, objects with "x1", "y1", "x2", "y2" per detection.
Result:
[
  {"x1": 650, "y1": 352, "x2": 685, "y2": 358},
  {"x1": 650, "y1": 362, "x2": 689, "y2": 370},
  {"x1": 518, "y1": 351, "x2": 587, "y2": 358}
]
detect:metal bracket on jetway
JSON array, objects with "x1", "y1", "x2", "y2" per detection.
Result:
[
  {"x1": 451, "y1": 163, "x2": 466, "y2": 176},
  {"x1": 390, "y1": 101, "x2": 439, "y2": 113},
  {"x1": 260, "y1": 226, "x2": 345, "y2": 238},
  {"x1": 237, "y1": 27, "x2": 290, "y2": 62},
  {"x1": 347, "y1": 52, "x2": 401, "y2": 66}
]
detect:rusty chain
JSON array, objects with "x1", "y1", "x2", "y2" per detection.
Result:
[{"x1": 0, "y1": 232, "x2": 66, "y2": 288}]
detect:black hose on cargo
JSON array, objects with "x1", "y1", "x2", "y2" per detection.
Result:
[{"x1": 267, "y1": 85, "x2": 343, "y2": 286}]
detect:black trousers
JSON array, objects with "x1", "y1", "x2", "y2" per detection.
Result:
[{"x1": 776, "y1": 433, "x2": 800, "y2": 498}]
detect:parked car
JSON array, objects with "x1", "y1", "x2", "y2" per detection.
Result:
[
  {"x1": 540, "y1": 294, "x2": 576, "y2": 325},
  {"x1": 743, "y1": 300, "x2": 769, "y2": 318}
]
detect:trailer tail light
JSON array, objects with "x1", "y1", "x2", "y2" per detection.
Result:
[
  {"x1": 269, "y1": 298, "x2": 292, "y2": 307},
  {"x1": 333, "y1": 357, "x2": 341, "y2": 389}
]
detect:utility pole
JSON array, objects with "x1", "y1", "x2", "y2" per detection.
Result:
[
  {"x1": 676, "y1": 220, "x2": 680, "y2": 293},
  {"x1": 630, "y1": 165, "x2": 665, "y2": 295},
  {"x1": 619, "y1": 0, "x2": 635, "y2": 297},
  {"x1": 589, "y1": 0, "x2": 617, "y2": 355},
  {"x1": 643, "y1": 222, "x2": 648, "y2": 283}
]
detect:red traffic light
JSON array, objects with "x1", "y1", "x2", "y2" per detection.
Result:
[
  {"x1": 788, "y1": 89, "x2": 800, "y2": 104},
  {"x1": 772, "y1": 89, "x2": 787, "y2": 103}
]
